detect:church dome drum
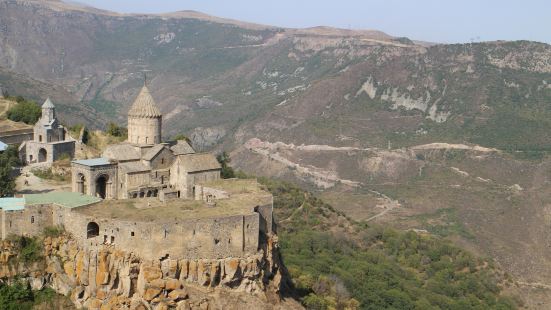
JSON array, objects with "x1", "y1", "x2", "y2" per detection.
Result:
[{"x1": 127, "y1": 86, "x2": 162, "y2": 145}]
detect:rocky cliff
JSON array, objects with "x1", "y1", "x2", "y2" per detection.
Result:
[{"x1": 0, "y1": 234, "x2": 300, "y2": 309}]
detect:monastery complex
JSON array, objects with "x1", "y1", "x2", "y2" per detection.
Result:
[{"x1": 0, "y1": 86, "x2": 274, "y2": 261}]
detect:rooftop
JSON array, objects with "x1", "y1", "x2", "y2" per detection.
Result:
[
  {"x1": 128, "y1": 86, "x2": 162, "y2": 118},
  {"x1": 75, "y1": 179, "x2": 271, "y2": 222},
  {"x1": 25, "y1": 192, "x2": 102, "y2": 208},
  {"x1": 0, "y1": 198, "x2": 25, "y2": 211},
  {"x1": 179, "y1": 153, "x2": 221, "y2": 172},
  {"x1": 72, "y1": 157, "x2": 112, "y2": 167},
  {"x1": 42, "y1": 98, "x2": 55, "y2": 109}
]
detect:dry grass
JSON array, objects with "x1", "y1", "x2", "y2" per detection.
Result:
[
  {"x1": 86, "y1": 130, "x2": 126, "y2": 153},
  {"x1": 75, "y1": 190, "x2": 270, "y2": 222}
]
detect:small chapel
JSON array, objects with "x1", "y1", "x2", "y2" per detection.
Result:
[
  {"x1": 71, "y1": 85, "x2": 221, "y2": 200},
  {"x1": 19, "y1": 98, "x2": 76, "y2": 164}
]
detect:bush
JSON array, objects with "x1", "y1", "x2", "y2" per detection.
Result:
[
  {"x1": 0, "y1": 145, "x2": 20, "y2": 197},
  {"x1": 106, "y1": 122, "x2": 127, "y2": 138},
  {"x1": 6, "y1": 99, "x2": 41, "y2": 125},
  {"x1": 17, "y1": 236, "x2": 43, "y2": 264},
  {"x1": 31, "y1": 168, "x2": 68, "y2": 182},
  {"x1": 259, "y1": 178, "x2": 518, "y2": 310},
  {"x1": 0, "y1": 281, "x2": 33, "y2": 310},
  {"x1": 216, "y1": 151, "x2": 235, "y2": 179},
  {"x1": 43, "y1": 226, "x2": 65, "y2": 238}
]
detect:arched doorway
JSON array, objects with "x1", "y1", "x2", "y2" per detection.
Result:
[
  {"x1": 87, "y1": 222, "x2": 99, "y2": 239},
  {"x1": 96, "y1": 175, "x2": 108, "y2": 199},
  {"x1": 38, "y1": 148, "x2": 47, "y2": 163},
  {"x1": 77, "y1": 173, "x2": 87, "y2": 194}
]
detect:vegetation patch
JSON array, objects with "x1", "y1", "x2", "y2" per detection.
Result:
[
  {"x1": 259, "y1": 178, "x2": 518, "y2": 309},
  {"x1": 5, "y1": 96, "x2": 41, "y2": 125},
  {"x1": 0, "y1": 145, "x2": 20, "y2": 197},
  {"x1": 43, "y1": 226, "x2": 65, "y2": 238},
  {"x1": 31, "y1": 167, "x2": 68, "y2": 182},
  {"x1": 0, "y1": 282, "x2": 73, "y2": 310}
]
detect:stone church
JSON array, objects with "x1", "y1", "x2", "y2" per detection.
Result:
[
  {"x1": 19, "y1": 98, "x2": 76, "y2": 164},
  {"x1": 71, "y1": 85, "x2": 221, "y2": 200}
]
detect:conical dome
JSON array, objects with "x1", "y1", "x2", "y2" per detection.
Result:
[
  {"x1": 42, "y1": 97, "x2": 55, "y2": 109},
  {"x1": 128, "y1": 86, "x2": 162, "y2": 118}
]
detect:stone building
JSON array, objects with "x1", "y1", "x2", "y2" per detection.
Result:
[
  {"x1": 0, "y1": 179, "x2": 273, "y2": 261},
  {"x1": 71, "y1": 85, "x2": 221, "y2": 199},
  {"x1": 19, "y1": 98, "x2": 75, "y2": 164}
]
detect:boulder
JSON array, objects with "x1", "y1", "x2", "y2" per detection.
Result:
[
  {"x1": 168, "y1": 289, "x2": 188, "y2": 301},
  {"x1": 165, "y1": 278, "x2": 181, "y2": 290}
]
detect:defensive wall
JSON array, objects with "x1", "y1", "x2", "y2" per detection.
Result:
[{"x1": 0, "y1": 180, "x2": 274, "y2": 261}]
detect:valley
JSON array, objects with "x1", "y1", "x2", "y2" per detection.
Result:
[{"x1": 0, "y1": 0, "x2": 550, "y2": 308}]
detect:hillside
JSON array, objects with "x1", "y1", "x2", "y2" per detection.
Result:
[
  {"x1": 0, "y1": 66, "x2": 104, "y2": 127},
  {"x1": 2, "y1": 1, "x2": 551, "y2": 307}
]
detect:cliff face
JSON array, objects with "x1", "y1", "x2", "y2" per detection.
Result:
[{"x1": 0, "y1": 234, "x2": 300, "y2": 310}]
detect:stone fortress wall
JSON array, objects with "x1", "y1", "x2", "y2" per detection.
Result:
[
  {"x1": 0, "y1": 192, "x2": 273, "y2": 261},
  {"x1": 0, "y1": 128, "x2": 33, "y2": 145}
]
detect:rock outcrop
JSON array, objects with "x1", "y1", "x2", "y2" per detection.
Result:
[{"x1": 0, "y1": 234, "x2": 299, "y2": 310}]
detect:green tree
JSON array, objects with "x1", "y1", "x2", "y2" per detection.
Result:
[
  {"x1": 106, "y1": 122, "x2": 127, "y2": 138},
  {"x1": 6, "y1": 99, "x2": 41, "y2": 124},
  {"x1": 0, "y1": 146, "x2": 20, "y2": 197},
  {"x1": 0, "y1": 281, "x2": 33, "y2": 310},
  {"x1": 216, "y1": 151, "x2": 235, "y2": 179}
]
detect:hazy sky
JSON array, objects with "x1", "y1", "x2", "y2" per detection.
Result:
[{"x1": 76, "y1": 0, "x2": 550, "y2": 44}]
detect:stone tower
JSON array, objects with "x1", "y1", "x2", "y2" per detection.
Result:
[
  {"x1": 127, "y1": 85, "x2": 162, "y2": 145},
  {"x1": 41, "y1": 98, "x2": 56, "y2": 125}
]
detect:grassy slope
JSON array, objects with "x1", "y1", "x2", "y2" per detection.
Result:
[{"x1": 259, "y1": 178, "x2": 519, "y2": 309}]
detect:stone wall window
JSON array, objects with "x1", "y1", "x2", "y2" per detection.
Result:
[
  {"x1": 39, "y1": 135, "x2": 42, "y2": 142},
  {"x1": 131, "y1": 231, "x2": 135, "y2": 237},
  {"x1": 87, "y1": 222, "x2": 100, "y2": 239},
  {"x1": 31, "y1": 216, "x2": 34, "y2": 224},
  {"x1": 111, "y1": 236, "x2": 115, "y2": 244}
]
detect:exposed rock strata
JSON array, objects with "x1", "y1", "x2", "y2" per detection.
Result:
[{"x1": 0, "y1": 234, "x2": 298, "y2": 309}]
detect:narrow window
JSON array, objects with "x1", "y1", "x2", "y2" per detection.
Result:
[
  {"x1": 131, "y1": 231, "x2": 135, "y2": 237},
  {"x1": 214, "y1": 238, "x2": 220, "y2": 245},
  {"x1": 161, "y1": 158, "x2": 165, "y2": 164},
  {"x1": 9, "y1": 221, "x2": 12, "y2": 228},
  {"x1": 39, "y1": 135, "x2": 42, "y2": 142},
  {"x1": 164, "y1": 229, "x2": 168, "y2": 238},
  {"x1": 103, "y1": 235, "x2": 107, "y2": 243},
  {"x1": 146, "y1": 137, "x2": 149, "y2": 144},
  {"x1": 111, "y1": 236, "x2": 115, "y2": 244},
  {"x1": 31, "y1": 216, "x2": 34, "y2": 224}
]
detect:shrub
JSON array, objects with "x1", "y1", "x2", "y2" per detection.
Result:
[
  {"x1": 216, "y1": 151, "x2": 235, "y2": 179},
  {"x1": 106, "y1": 122, "x2": 127, "y2": 138},
  {"x1": 17, "y1": 236, "x2": 43, "y2": 264},
  {"x1": 6, "y1": 99, "x2": 41, "y2": 125},
  {"x1": 31, "y1": 168, "x2": 68, "y2": 182},
  {"x1": 43, "y1": 226, "x2": 65, "y2": 238},
  {"x1": 0, "y1": 145, "x2": 20, "y2": 197}
]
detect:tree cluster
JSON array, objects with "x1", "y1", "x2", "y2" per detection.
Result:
[
  {"x1": 0, "y1": 146, "x2": 20, "y2": 197},
  {"x1": 216, "y1": 151, "x2": 235, "y2": 179},
  {"x1": 257, "y1": 178, "x2": 519, "y2": 310},
  {"x1": 106, "y1": 122, "x2": 127, "y2": 138},
  {"x1": 6, "y1": 97, "x2": 41, "y2": 125}
]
